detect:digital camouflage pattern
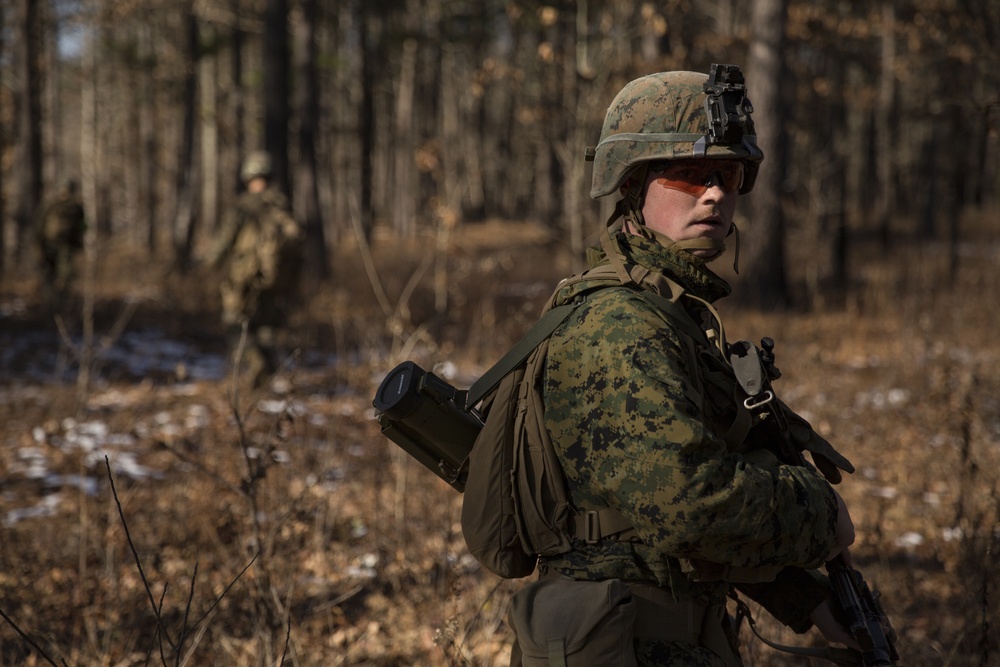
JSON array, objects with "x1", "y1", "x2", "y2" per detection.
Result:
[
  {"x1": 210, "y1": 185, "x2": 303, "y2": 385},
  {"x1": 538, "y1": 231, "x2": 839, "y2": 665},
  {"x1": 212, "y1": 187, "x2": 302, "y2": 324},
  {"x1": 633, "y1": 639, "x2": 735, "y2": 667},
  {"x1": 589, "y1": 70, "x2": 762, "y2": 198}
]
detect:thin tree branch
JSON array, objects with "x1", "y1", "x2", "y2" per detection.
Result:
[
  {"x1": 0, "y1": 606, "x2": 64, "y2": 667},
  {"x1": 191, "y1": 552, "x2": 260, "y2": 630},
  {"x1": 174, "y1": 561, "x2": 199, "y2": 667},
  {"x1": 347, "y1": 191, "x2": 392, "y2": 316},
  {"x1": 105, "y1": 456, "x2": 176, "y2": 649}
]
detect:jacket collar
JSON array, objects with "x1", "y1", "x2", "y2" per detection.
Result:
[{"x1": 585, "y1": 230, "x2": 731, "y2": 304}]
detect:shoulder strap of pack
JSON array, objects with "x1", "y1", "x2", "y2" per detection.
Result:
[
  {"x1": 464, "y1": 259, "x2": 720, "y2": 410},
  {"x1": 464, "y1": 260, "x2": 639, "y2": 410},
  {"x1": 465, "y1": 299, "x2": 586, "y2": 410}
]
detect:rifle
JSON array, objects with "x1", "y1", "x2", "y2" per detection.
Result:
[{"x1": 729, "y1": 338, "x2": 900, "y2": 666}]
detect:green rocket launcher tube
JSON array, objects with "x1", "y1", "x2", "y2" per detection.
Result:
[{"x1": 372, "y1": 361, "x2": 482, "y2": 492}]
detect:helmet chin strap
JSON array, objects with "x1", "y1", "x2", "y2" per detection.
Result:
[
  {"x1": 729, "y1": 222, "x2": 740, "y2": 274},
  {"x1": 673, "y1": 235, "x2": 725, "y2": 257},
  {"x1": 619, "y1": 163, "x2": 652, "y2": 239}
]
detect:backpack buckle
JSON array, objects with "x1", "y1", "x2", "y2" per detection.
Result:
[{"x1": 585, "y1": 511, "x2": 600, "y2": 544}]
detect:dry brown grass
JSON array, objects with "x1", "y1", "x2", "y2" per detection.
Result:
[{"x1": 0, "y1": 215, "x2": 997, "y2": 666}]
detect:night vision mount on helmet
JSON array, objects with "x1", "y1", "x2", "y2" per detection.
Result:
[{"x1": 586, "y1": 63, "x2": 764, "y2": 199}]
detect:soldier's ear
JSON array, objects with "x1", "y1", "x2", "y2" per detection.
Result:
[{"x1": 619, "y1": 171, "x2": 648, "y2": 195}]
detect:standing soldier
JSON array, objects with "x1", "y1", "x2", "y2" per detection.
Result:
[
  {"x1": 209, "y1": 151, "x2": 304, "y2": 387},
  {"x1": 35, "y1": 179, "x2": 86, "y2": 311},
  {"x1": 502, "y1": 66, "x2": 864, "y2": 665}
]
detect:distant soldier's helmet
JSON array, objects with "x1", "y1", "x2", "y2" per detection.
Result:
[
  {"x1": 241, "y1": 150, "x2": 273, "y2": 183},
  {"x1": 587, "y1": 64, "x2": 764, "y2": 198}
]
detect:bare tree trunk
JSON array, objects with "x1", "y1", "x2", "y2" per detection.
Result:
[
  {"x1": 200, "y1": 25, "x2": 219, "y2": 241},
  {"x1": 264, "y1": 0, "x2": 290, "y2": 196},
  {"x1": 231, "y1": 0, "x2": 245, "y2": 195},
  {"x1": 741, "y1": 0, "x2": 789, "y2": 309},
  {"x1": 969, "y1": 74, "x2": 990, "y2": 210},
  {"x1": 919, "y1": 119, "x2": 939, "y2": 240},
  {"x1": 531, "y1": 95, "x2": 554, "y2": 222},
  {"x1": 172, "y1": 7, "x2": 199, "y2": 267},
  {"x1": 93, "y1": 21, "x2": 113, "y2": 239},
  {"x1": 124, "y1": 21, "x2": 141, "y2": 250},
  {"x1": 324, "y1": 0, "x2": 353, "y2": 243},
  {"x1": 555, "y1": 0, "x2": 594, "y2": 262},
  {"x1": 947, "y1": 102, "x2": 965, "y2": 285},
  {"x1": 0, "y1": 4, "x2": 5, "y2": 273},
  {"x1": 14, "y1": 0, "x2": 44, "y2": 268},
  {"x1": 294, "y1": 0, "x2": 328, "y2": 278},
  {"x1": 511, "y1": 27, "x2": 544, "y2": 220},
  {"x1": 392, "y1": 34, "x2": 418, "y2": 236},
  {"x1": 874, "y1": 1, "x2": 896, "y2": 252},
  {"x1": 829, "y1": 58, "x2": 849, "y2": 293},
  {"x1": 436, "y1": 24, "x2": 459, "y2": 314},
  {"x1": 139, "y1": 21, "x2": 158, "y2": 253},
  {"x1": 844, "y1": 62, "x2": 867, "y2": 240},
  {"x1": 43, "y1": 0, "x2": 59, "y2": 187},
  {"x1": 479, "y1": 52, "x2": 513, "y2": 217},
  {"x1": 78, "y1": 22, "x2": 98, "y2": 404},
  {"x1": 439, "y1": 44, "x2": 461, "y2": 218},
  {"x1": 358, "y1": 2, "x2": 375, "y2": 243}
]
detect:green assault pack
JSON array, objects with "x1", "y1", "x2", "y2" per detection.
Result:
[{"x1": 373, "y1": 263, "x2": 708, "y2": 579}]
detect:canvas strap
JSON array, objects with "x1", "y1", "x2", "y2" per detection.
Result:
[{"x1": 465, "y1": 300, "x2": 585, "y2": 410}]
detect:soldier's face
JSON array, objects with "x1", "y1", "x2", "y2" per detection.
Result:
[{"x1": 640, "y1": 161, "x2": 738, "y2": 256}]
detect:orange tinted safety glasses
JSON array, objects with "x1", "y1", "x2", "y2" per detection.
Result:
[{"x1": 648, "y1": 159, "x2": 746, "y2": 196}]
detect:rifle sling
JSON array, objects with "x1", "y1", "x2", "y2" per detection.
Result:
[{"x1": 732, "y1": 594, "x2": 863, "y2": 666}]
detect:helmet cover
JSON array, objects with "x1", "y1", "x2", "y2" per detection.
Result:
[
  {"x1": 588, "y1": 64, "x2": 763, "y2": 198},
  {"x1": 241, "y1": 150, "x2": 273, "y2": 183}
]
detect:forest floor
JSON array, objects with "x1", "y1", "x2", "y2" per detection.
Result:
[{"x1": 0, "y1": 217, "x2": 998, "y2": 666}]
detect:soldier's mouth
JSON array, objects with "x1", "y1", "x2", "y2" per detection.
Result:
[{"x1": 692, "y1": 216, "x2": 722, "y2": 230}]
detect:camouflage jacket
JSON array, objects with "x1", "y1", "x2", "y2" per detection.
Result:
[
  {"x1": 539, "y1": 231, "x2": 837, "y2": 632},
  {"x1": 211, "y1": 188, "x2": 302, "y2": 283},
  {"x1": 36, "y1": 195, "x2": 85, "y2": 249}
]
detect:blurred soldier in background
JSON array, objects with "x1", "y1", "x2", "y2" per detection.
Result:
[
  {"x1": 209, "y1": 151, "x2": 304, "y2": 388},
  {"x1": 35, "y1": 179, "x2": 86, "y2": 311}
]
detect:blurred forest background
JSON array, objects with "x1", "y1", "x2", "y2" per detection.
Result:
[
  {"x1": 1, "y1": 0, "x2": 1000, "y2": 666},
  {"x1": 2, "y1": 0, "x2": 997, "y2": 306}
]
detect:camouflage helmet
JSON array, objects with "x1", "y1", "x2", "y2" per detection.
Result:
[
  {"x1": 240, "y1": 150, "x2": 273, "y2": 183},
  {"x1": 587, "y1": 64, "x2": 764, "y2": 198}
]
